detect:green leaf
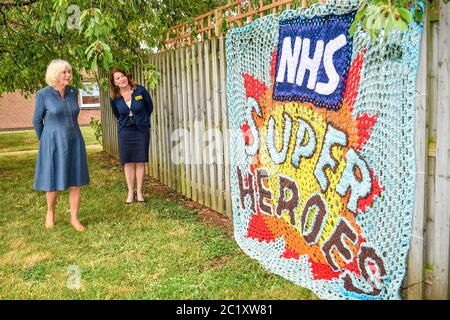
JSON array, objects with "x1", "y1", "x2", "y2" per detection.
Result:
[
  {"x1": 373, "y1": 14, "x2": 385, "y2": 38},
  {"x1": 55, "y1": 22, "x2": 62, "y2": 34},
  {"x1": 349, "y1": 7, "x2": 367, "y2": 36},
  {"x1": 394, "y1": 18, "x2": 409, "y2": 32},
  {"x1": 59, "y1": 12, "x2": 67, "y2": 27},
  {"x1": 383, "y1": 14, "x2": 394, "y2": 42},
  {"x1": 91, "y1": 56, "x2": 98, "y2": 72},
  {"x1": 397, "y1": 8, "x2": 413, "y2": 23},
  {"x1": 355, "y1": 5, "x2": 369, "y2": 21},
  {"x1": 414, "y1": 8, "x2": 424, "y2": 24}
]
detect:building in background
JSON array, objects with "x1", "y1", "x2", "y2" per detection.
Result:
[{"x1": 0, "y1": 81, "x2": 101, "y2": 131}]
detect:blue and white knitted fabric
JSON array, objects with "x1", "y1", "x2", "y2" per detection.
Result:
[{"x1": 226, "y1": 0, "x2": 423, "y2": 300}]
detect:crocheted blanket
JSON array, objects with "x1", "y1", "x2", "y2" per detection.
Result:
[{"x1": 226, "y1": 0, "x2": 423, "y2": 300}]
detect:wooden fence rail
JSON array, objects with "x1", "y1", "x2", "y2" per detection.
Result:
[
  {"x1": 99, "y1": 1, "x2": 450, "y2": 300},
  {"x1": 162, "y1": 0, "x2": 296, "y2": 50}
]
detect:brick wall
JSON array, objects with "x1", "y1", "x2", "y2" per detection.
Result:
[{"x1": 0, "y1": 92, "x2": 101, "y2": 131}]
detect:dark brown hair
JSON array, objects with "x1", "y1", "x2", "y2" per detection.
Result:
[{"x1": 109, "y1": 68, "x2": 137, "y2": 99}]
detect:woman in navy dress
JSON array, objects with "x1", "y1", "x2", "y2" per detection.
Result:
[
  {"x1": 109, "y1": 68, "x2": 153, "y2": 204},
  {"x1": 32, "y1": 59, "x2": 89, "y2": 232}
]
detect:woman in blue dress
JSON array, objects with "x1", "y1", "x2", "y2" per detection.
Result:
[
  {"x1": 109, "y1": 68, "x2": 153, "y2": 204},
  {"x1": 32, "y1": 59, "x2": 89, "y2": 232}
]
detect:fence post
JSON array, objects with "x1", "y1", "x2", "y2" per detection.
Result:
[{"x1": 431, "y1": 0, "x2": 450, "y2": 300}]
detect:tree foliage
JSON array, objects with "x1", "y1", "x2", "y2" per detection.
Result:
[
  {"x1": 0, "y1": 0, "x2": 226, "y2": 96},
  {"x1": 292, "y1": 0, "x2": 446, "y2": 42},
  {"x1": 0, "y1": 0, "x2": 447, "y2": 96}
]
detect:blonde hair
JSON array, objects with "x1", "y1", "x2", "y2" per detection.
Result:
[{"x1": 45, "y1": 59, "x2": 72, "y2": 86}]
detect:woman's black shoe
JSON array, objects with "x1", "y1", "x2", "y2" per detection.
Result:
[{"x1": 137, "y1": 196, "x2": 147, "y2": 204}]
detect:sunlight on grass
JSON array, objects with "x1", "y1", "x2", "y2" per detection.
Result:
[
  {"x1": 0, "y1": 131, "x2": 317, "y2": 300},
  {"x1": 0, "y1": 127, "x2": 98, "y2": 153}
]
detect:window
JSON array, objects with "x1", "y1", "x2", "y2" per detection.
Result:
[{"x1": 79, "y1": 82, "x2": 100, "y2": 109}]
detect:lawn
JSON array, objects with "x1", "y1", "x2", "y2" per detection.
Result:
[
  {"x1": 0, "y1": 129, "x2": 316, "y2": 299},
  {"x1": 0, "y1": 126, "x2": 99, "y2": 153}
]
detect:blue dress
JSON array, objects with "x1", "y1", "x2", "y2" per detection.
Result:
[{"x1": 32, "y1": 86, "x2": 90, "y2": 191}]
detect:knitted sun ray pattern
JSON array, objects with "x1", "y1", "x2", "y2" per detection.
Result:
[{"x1": 226, "y1": 0, "x2": 423, "y2": 300}]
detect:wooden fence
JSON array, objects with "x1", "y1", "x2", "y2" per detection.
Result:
[
  {"x1": 408, "y1": 1, "x2": 450, "y2": 300},
  {"x1": 162, "y1": 0, "x2": 292, "y2": 50},
  {"x1": 99, "y1": 0, "x2": 450, "y2": 300}
]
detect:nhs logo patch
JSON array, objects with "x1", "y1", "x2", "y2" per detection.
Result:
[{"x1": 273, "y1": 12, "x2": 355, "y2": 110}]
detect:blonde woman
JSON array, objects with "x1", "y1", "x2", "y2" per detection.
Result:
[{"x1": 32, "y1": 59, "x2": 89, "y2": 232}]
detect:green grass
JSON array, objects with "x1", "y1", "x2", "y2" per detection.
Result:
[
  {"x1": 0, "y1": 130, "x2": 316, "y2": 300},
  {"x1": 0, "y1": 127, "x2": 99, "y2": 153}
]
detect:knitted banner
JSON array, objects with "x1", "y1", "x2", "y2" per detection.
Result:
[{"x1": 226, "y1": 0, "x2": 423, "y2": 300}]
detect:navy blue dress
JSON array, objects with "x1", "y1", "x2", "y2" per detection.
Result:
[
  {"x1": 110, "y1": 85, "x2": 153, "y2": 164},
  {"x1": 32, "y1": 86, "x2": 90, "y2": 191}
]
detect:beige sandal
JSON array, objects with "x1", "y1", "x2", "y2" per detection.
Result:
[{"x1": 70, "y1": 221, "x2": 85, "y2": 232}]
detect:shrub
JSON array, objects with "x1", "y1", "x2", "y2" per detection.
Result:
[{"x1": 90, "y1": 117, "x2": 103, "y2": 145}]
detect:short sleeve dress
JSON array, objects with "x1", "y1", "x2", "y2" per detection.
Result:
[{"x1": 32, "y1": 85, "x2": 90, "y2": 191}]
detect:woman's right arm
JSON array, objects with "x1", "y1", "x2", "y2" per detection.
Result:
[
  {"x1": 32, "y1": 92, "x2": 45, "y2": 140},
  {"x1": 110, "y1": 98, "x2": 120, "y2": 120}
]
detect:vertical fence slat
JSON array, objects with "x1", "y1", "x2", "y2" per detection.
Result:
[
  {"x1": 159, "y1": 54, "x2": 166, "y2": 184},
  {"x1": 204, "y1": 40, "x2": 217, "y2": 211},
  {"x1": 168, "y1": 50, "x2": 176, "y2": 189},
  {"x1": 432, "y1": 0, "x2": 450, "y2": 300},
  {"x1": 175, "y1": 48, "x2": 186, "y2": 195},
  {"x1": 181, "y1": 46, "x2": 192, "y2": 199},
  {"x1": 156, "y1": 54, "x2": 164, "y2": 182},
  {"x1": 144, "y1": 59, "x2": 151, "y2": 176},
  {"x1": 164, "y1": 51, "x2": 172, "y2": 187},
  {"x1": 198, "y1": 41, "x2": 210, "y2": 207},
  {"x1": 408, "y1": 9, "x2": 428, "y2": 300},
  {"x1": 142, "y1": 59, "x2": 152, "y2": 177},
  {"x1": 187, "y1": 45, "x2": 198, "y2": 202},
  {"x1": 158, "y1": 53, "x2": 166, "y2": 182},
  {"x1": 424, "y1": 10, "x2": 440, "y2": 299},
  {"x1": 137, "y1": 63, "x2": 151, "y2": 176},
  {"x1": 100, "y1": 69, "x2": 107, "y2": 153},
  {"x1": 163, "y1": 51, "x2": 170, "y2": 188},
  {"x1": 211, "y1": 38, "x2": 225, "y2": 214},
  {"x1": 148, "y1": 55, "x2": 157, "y2": 179},
  {"x1": 151, "y1": 55, "x2": 160, "y2": 180},
  {"x1": 170, "y1": 50, "x2": 180, "y2": 192},
  {"x1": 145, "y1": 59, "x2": 152, "y2": 176},
  {"x1": 193, "y1": 44, "x2": 205, "y2": 205},
  {"x1": 100, "y1": 68, "x2": 119, "y2": 160},
  {"x1": 219, "y1": 36, "x2": 232, "y2": 217}
]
